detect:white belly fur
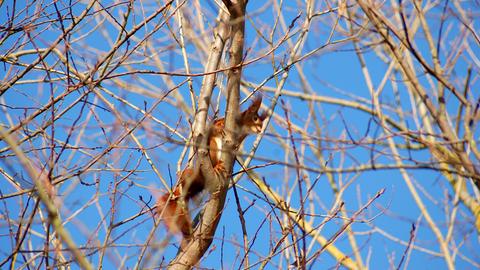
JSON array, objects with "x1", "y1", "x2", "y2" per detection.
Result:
[{"x1": 213, "y1": 136, "x2": 223, "y2": 161}]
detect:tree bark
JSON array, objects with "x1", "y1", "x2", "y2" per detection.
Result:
[{"x1": 168, "y1": 1, "x2": 247, "y2": 268}]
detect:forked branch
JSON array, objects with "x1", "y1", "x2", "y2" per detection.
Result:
[{"x1": 168, "y1": 1, "x2": 247, "y2": 268}]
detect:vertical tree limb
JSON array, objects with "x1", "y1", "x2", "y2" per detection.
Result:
[{"x1": 168, "y1": 2, "x2": 245, "y2": 267}]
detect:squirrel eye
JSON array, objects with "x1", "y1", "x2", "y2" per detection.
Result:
[{"x1": 253, "y1": 116, "x2": 258, "y2": 121}]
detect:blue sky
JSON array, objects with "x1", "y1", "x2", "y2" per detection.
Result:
[{"x1": 1, "y1": 0, "x2": 479, "y2": 269}]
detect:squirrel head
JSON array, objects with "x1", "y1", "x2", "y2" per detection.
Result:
[{"x1": 238, "y1": 95, "x2": 266, "y2": 135}]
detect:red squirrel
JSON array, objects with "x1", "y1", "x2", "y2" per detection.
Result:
[{"x1": 155, "y1": 95, "x2": 266, "y2": 240}]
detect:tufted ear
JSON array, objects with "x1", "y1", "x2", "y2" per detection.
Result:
[
  {"x1": 246, "y1": 94, "x2": 262, "y2": 114},
  {"x1": 259, "y1": 110, "x2": 268, "y2": 121}
]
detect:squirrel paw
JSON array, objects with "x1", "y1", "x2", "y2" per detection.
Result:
[{"x1": 214, "y1": 161, "x2": 226, "y2": 174}]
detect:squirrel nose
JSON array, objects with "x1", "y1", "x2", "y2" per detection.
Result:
[{"x1": 252, "y1": 125, "x2": 261, "y2": 133}]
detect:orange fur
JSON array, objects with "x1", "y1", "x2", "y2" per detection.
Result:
[
  {"x1": 156, "y1": 95, "x2": 265, "y2": 239},
  {"x1": 156, "y1": 189, "x2": 192, "y2": 238}
]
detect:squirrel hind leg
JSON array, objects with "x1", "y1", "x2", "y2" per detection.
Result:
[{"x1": 180, "y1": 167, "x2": 206, "y2": 200}]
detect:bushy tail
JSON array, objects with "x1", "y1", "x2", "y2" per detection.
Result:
[
  {"x1": 155, "y1": 167, "x2": 205, "y2": 239},
  {"x1": 156, "y1": 188, "x2": 192, "y2": 239}
]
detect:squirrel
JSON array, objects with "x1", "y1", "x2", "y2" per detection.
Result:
[{"x1": 155, "y1": 95, "x2": 266, "y2": 240}]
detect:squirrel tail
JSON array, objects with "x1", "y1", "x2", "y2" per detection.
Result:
[{"x1": 156, "y1": 188, "x2": 192, "y2": 239}]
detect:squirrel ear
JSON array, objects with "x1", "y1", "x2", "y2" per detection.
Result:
[
  {"x1": 259, "y1": 110, "x2": 267, "y2": 121},
  {"x1": 248, "y1": 94, "x2": 262, "y2": 113}
]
